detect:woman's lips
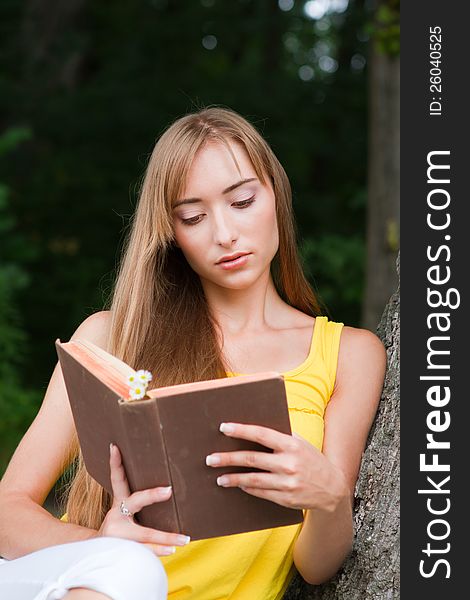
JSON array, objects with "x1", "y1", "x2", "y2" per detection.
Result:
[{"x1": 216, "y1": 253, "x2": 251, "y2": 270}]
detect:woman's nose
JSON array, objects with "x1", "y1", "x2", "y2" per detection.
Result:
[{"x1": 212, "y1": 209, "x2": 238, "y2": 247}]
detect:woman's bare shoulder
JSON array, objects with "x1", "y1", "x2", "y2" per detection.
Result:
[
  {"x1": 335, "y1": 325, "x2": 387, "y2": 390},
  {"x1": 279, "y1": 305, "x2": 316, "y2": 329},
  {"x1": 70, "y1": 310, "x2": 112, "y2": 350},
  {"x1": 339, "y1": 325, "x2": 386, "y2": 357}
]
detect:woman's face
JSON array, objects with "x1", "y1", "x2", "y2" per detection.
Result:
[{"x1": 172, "y1": 140, "x2": 279, "y2": 290}]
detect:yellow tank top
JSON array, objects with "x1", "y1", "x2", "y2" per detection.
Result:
[{"x1": 61, "y1": 316, "x2": 344, "y2": 600}]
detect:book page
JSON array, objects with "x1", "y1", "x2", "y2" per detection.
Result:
[
  {"x1": 146, "y1": 371, "x2": 281, "y2": 398},
  {"x1": 58, "y1": 339, "x2": 135, "y2": 399}
]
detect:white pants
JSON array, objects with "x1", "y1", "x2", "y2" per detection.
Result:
[{"x1": 0, "y1": 537, "x2": 168, "y2": 600}]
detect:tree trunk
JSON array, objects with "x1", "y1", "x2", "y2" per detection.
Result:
[
  {"x1": 283, "y1": 253, "x2": 400, "y2": 600},
  {"x1": 362, "y1": 2, "x2": 400, "y2": 331}
]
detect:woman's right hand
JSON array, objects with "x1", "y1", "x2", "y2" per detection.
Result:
[{"x1": 97, "y1": 443, "x2": 191, "y2": 556}]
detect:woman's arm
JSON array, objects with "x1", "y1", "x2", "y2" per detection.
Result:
[
  {"x1": 0, "y1": 311, "x2": 111, "y2": 559},
  {"x1": 205, "y1": 326, "x2": 386, "y2": 584},
  {"x1": 0, "y1": 310, "x2": 190, "y2": 560},
  {"x1": 292, "y1": 326, "x2": 387, "y2": 584}
]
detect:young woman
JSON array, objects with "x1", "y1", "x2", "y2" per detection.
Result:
[{"x1": 0, "y1": 107, "x2": 386, "y2": 600}]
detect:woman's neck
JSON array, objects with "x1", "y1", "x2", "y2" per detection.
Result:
[{"x1": 201, "y1": 269, "x2": 286, "y2": 336}]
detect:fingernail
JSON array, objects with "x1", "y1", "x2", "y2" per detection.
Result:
[
  {"x1": 160, "y1": 546, "x2": 176, "y2": 555},
  {"x1": 217, "y1": 476, "x2": 229, "y2": 486},
  {"x1": 177, "y1": 535, "x2": 191, "y2": 545},
  {"x1": 158, "y1": 486, "x2": 172, "y2": 494},
  {"x1": 206, "y1": 455, "x2": 221, "y2": 466},
  {"x1": 219, "y1": 422, "x2": 234, "y2": 434},
  {"x1": 109, "y1": 443, "x2": 114, "y2": 454}
]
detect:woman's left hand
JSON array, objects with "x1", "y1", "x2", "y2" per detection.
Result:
[{"x1": 206, "y1": 422, "x2": 349, "y2": 513}]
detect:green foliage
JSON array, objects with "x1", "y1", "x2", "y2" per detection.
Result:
[
  {"x1": 0, "y1": 128, "x2": 41, "y2": 474},
  {"x1": 0, "y1": 0, "x2": 370, "y2": 392},
  {"x1": 367, "y1": 0, "x2": 400, "y2": 56},
  {"x1": 0, "y1": 369, "x2": 42, "y2": 475},
  {"x1": 0, "y1": 127, "x2": 31, "y2": 157},
  {"x1": 300, "y1": 233, "x2": 365, "y2": 324}
]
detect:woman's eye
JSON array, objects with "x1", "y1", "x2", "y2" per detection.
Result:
[
  {"x1": 232, "y1": 197, "x2": 255, "y2": 208},
  {"x1": 181, "y1": 215, "x2": 203, "y2": 226},
  {"x1": 180, "y1": 197, "x2": 254, "y2": 226}
]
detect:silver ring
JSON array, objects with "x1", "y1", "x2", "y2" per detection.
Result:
[{"x1": 119, "y1": 500, "x2": 134, "y2": 518}]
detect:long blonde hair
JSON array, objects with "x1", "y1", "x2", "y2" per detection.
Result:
[{"x1": 63, "y1": 106, "x2": 323, "y2": 528}]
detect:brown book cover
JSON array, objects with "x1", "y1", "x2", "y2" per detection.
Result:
[{"x1": 56, "y1": 339, "x2": 303, "y2": 540}]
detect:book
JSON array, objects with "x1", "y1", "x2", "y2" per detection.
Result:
[{"x1": 55, "y1": 338, "x2": 304, "y2": 540}]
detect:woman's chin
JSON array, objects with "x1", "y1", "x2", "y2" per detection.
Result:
[{"x1": 200, "y1": 270, "x2": 260, "y2": 291}]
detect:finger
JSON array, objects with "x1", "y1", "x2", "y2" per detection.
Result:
[
  {"x1": 109, "y1": 443, "x2": 131, "y2": 500},
  {"x1": 133, "y1": 522, "x2": 191, "y2": 547},
  {"x1": 144, "y1": 543, "x2": 177, "y2": 557},
  {"x1": 206, "y1": 450, "x2": 285, "y2": 473},
  {"x1": 219, "y1": 422, "x2": 295, "y2": 452},
  {"x1": 216, "y1": 471, "x2": 292, "y2": 490},
  {"x1": 239, "y1": 485, "x2": 300, "y2": 509},
  {"x1": 125, "y1": 485, "x2": 173, "y2": 514}
]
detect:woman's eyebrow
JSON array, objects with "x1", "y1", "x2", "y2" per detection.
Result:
[{"x1": 172, "y1": 178, "x2": 258, "y2": 209}]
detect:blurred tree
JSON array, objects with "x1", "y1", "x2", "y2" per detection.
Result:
[{"x1": 362, "y1": 0, "x2": 400, "y2": 329}]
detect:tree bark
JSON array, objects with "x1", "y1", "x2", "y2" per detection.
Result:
[{"x1": 283, "y1": 253, "x2": 400, "y2": 600}]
